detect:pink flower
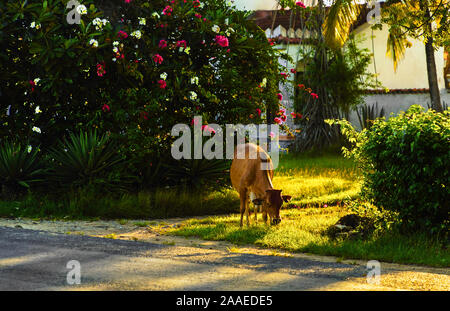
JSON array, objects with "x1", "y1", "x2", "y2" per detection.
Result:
[
  {"x1": 274, "y1": 117, "x2": 283, "y2": 125},
  {"x1": 117, "y1": 30, "x2": 128, "y2": 39},
  {"x1": 124, "y1": 0, "x2": 132, "y2": 3},
  {"x1": 162, "y1": 6, "x2": 173, "y2": 16},
  {"x1": 296, "y1": 2, "x2": 306, "y2": 8},
  {"x1": 256, "y1": 108, "x2": 262, "y2": 116},
  {"x1": 290, "y1": 69, "x2": 297, "y2": 74},
  {"x1": 176, "y1": 40, "x2": 187, "y2": 48},
  {"x1": 311, "y1": 93, "x2": 319, "y2": 99},
  {"x1": 269, "y1": 131, "x2": 275, "y2": 138},
  {"x1": 277, "y1": 93, "x2": 283, "y2": 101},
  {"x1": 102, "y1": 104, "x2": 110, "y2": 112},
  {"x1": 96, "y1": 63, "x2": 106, "y2": 77},
  {"x1": 280, "y1": 72, "x2": 288, "y2": 79},
  {"x1": 153, "y1": 54, "x2": 163, "y2": 64},
  {"x1": 159, "y1": 39, "x2": 168, "y2": 49},
  {"x1": 202, "y1": 125, "x2": 216, "y2": 134},
  {"x1": 215, "y1": 35, "x2": 229, "y2": 47},
  {"x1": 195, "y1": 13, "x2": 202, "y2": 19},
  {"x1": 158, "y1": 79, "x2": 167, "y2": 89}
]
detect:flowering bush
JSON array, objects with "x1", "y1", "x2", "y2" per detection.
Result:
[{"x1": 0, "y1": 0, "x2": 286, "y2": 182}]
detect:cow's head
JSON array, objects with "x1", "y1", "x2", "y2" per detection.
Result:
[{"x1": 253, "y1": 189, "x2": 292, "y2": 225}]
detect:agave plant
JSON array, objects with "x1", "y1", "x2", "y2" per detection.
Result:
[
  {"x1": 49, "y1": 131, "x2": 126, "y2": 191},
  {"x1": 166, "y1": 158, "x2": 231, "y2": 192},
  {"x1": 0, "y1": 141, "x2": 46, "y2": 199},
  {"x1": 356, "y1": 102, "x2": 385, "y2": 130}
]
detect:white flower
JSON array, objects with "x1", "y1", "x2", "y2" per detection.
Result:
[
  {"x1": 225, "y1": 27, "x2": 235, "y2": 37},
  {"x1": 32, "y1": 126, "x2": 41, "y2": 133},
  {"x1": 212, "y1": 25, "x2": 220, "y2": 33},
  {"x1": 113, "y1": 47, "x2": 119, "y2": 53},
  {"x1": 191, "y1": 77, "x2": 199, "y2": 85},
  {"x1": 113, "y1": 41, "x2": 119, "y2": 47},
  {"x1": 30, "y1": 22, "x2": 41, "y2": 29},
  {"x1": 138, "y1": 17, "x2": 146, "y2": 25},
  {"x1": 35, "y1": 106, "x2": 42, "y2": 114},
  {"x1": 260, "y1": 78, "x2": 267, "y2": 88},
  {"x1": 152, "y1": 12, "x2": 160, "y2": 19},
  {"x1": 160, "y1": 72, "x2": 168, "y2": 80},
  {"x1": 131, "y1": 30, "x2": 142, "y2": 39},
  {"x1": 102, "y1": 19, "x2": 108, "y2": 26},
  {"x1": 89, "y1": 39, "x2": 98, "y2": 47},
  {"x1": 199, "y1": 2, "x2": 205, "y2": 8},
  {"x1": 189, "y1": 91, "x2": 198, "y2": 101},
  {"x1": 76, "y1": 5, "x2": 87, "y2": 15},
  {"x1": 27, "y1": 145, "x2": 33, "y2": 153},
  {"x1": 112, "y1": 58, "x2": 117, "y2": 62},
  {"x1": 33, "y1": 78, "x2": 40, "y2": 85}
]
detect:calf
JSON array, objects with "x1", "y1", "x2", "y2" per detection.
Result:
[{"x1": 230, "y1": 143, "x2": 292, "y2": 227}]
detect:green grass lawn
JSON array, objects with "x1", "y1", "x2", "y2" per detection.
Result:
[
  {"x1": 274, "y1": 153, "x2": 361, "y2": 207},
  {"x1": 167, "y1": 207, "x2": 449, "y2": 267}
]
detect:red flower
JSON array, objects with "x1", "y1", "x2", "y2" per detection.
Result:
[
  {"x1": 102, "y1": 104, "x2": 110, "y2": 112},
  {"x1": 157, "y1": 79, "x2": 167, "y2": 89},
  {"x1": 96, "y1": 62, "x2": 106, "y2": 77},
  {"x1": 29, "y1": 80, "x2": 36, "y2": 92},
  {"x1": 153, "y1": 54, "x2": 163, "y2": 64},
  {"x1": 117, "y1": 30, "x2": 128, "y2": 39},
  {"x1": 290, "y1": 69, "x2": 297, "y2": 74},
  {"x1": 277, "y1": 93, "x2": 283, "y2": 101},
  {"x1": 298, "y1": 84, "x2": 305, "y2": 89},
  {"x1": 311, "y1": 93, "x2": 319, "y2": 99},
  {"x1": 295, "y1": 2, "x2": 306, "y2": 8},
  {"x1": 280, "y1": 72, "x2": 288, "y2": 79},
  {"x1": 280, "y1": 114, "x2": 287, "y2": 122},
  {"x1": 215, "y1": 35, "x2": 229, "y2": 47},
  {"x1": 256, "y1": 108, "x2": 262, "y2": 116},
  {"x1": 176, "y1": 40, "x2": 187, "y2": 48},
  {"x1": 159, "y1": 39, "x2": 168, "y2": 49},
  {"x1": 162, "y1": 6, "x2": 173, "y2": 16},
  {"x1": 274, "y1": 117, "x2": 283, "y2": 125}
]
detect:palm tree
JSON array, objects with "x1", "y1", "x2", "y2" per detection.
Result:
[{"x1": 322, "y1": 0, "x2": 446, "y2": 112}]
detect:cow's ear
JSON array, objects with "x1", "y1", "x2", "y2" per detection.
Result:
[
  {"x1": 282, "y1": 195, "x2": 292, "y2": 203},
  {"x1": 252, "y1": 198, "x2": 263, "y2": 205}
]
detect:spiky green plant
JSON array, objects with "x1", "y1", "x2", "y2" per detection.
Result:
[
  {"x1": 49, "y1": 131, "x2": 126, "y2": 191},
  {"x1": 0, "y1": 141, "x2": 45, "y2": 199},
  {"x1": 356, "y1": 102, "x2": 385, "y2": 130}
]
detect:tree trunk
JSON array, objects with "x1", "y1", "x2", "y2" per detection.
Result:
[{"x1": 422, "y1": 3, "x2": 443, "y2": 112}]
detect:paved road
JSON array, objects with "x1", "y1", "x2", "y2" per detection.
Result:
[
  {"x1": 0, "y1": 225, "x2": 378, "y2": 291},
  {"x1": 1, "y1": 226, "x2": 448, "y2": 291}
]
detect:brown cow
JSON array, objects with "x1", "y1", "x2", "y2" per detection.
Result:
[{"x1": 230, "y1": 143, "x2": 292, "y2": 227}]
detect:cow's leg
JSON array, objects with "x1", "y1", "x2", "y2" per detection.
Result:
[
  {"x1": 262, "y1": 208, "x2": 268, "y2": 225},
  {"x1": 245, "y1": 195, "x2": 251, "y2": 227},
  {"x1": 239, "y1": 189, "x2": 247, "y2": 227}
]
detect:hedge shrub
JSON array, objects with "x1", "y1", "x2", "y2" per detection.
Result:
[{"x1": 334, "y1": 105, "x2": 449, "y2": 234}]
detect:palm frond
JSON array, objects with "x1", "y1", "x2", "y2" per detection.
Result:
[
  {"x1": 386, "y1": 27, "x2": 411, "y2": 71},
  {"x1": 323, "y1": 0, "x2": 362, "y2": 49}
]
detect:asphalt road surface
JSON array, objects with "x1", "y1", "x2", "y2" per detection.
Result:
[{"x1": 0, "y1": 226, "x2": 448, "y2": 291}]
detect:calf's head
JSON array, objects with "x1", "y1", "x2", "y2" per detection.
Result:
[{"x1": 253, "y1": 189, "x2": 292, "y2": 225}]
